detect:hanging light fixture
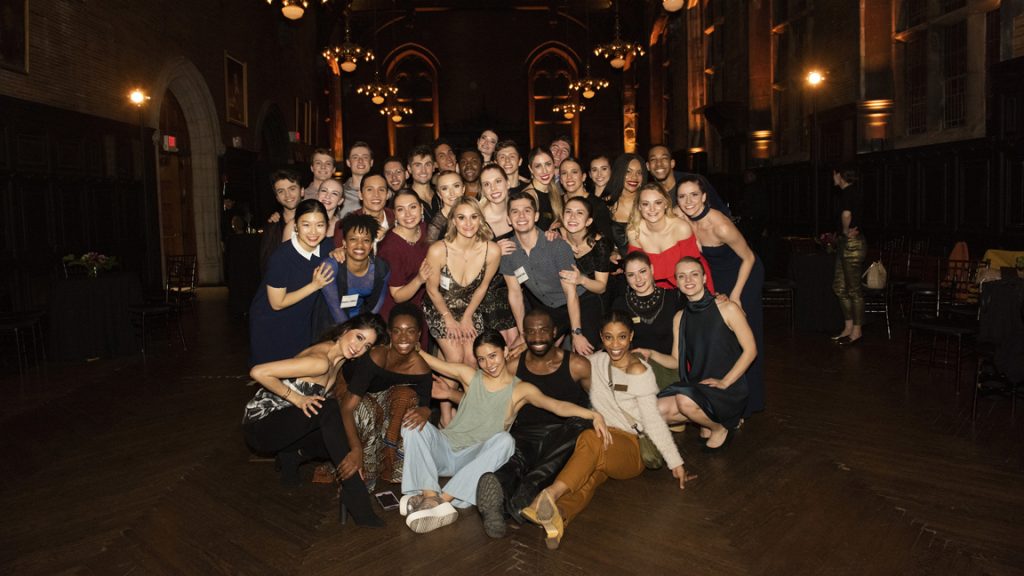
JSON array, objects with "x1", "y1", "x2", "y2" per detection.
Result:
[
  {"x1": 380, "y1": 99, "x2": 413, "y2": 123},
  {"x1": 569, "y1": 63, "x2": 610, "y2": 100},
  {"x1": 662, "y1": 0, "x2": 685, "y2": 12},
  {"x1": 323, "y1": 12, "x2": 374, "y2": 74},
  {"x1": 266, "y1": 0, "x2": 329, "y2": 20},
  {"x1": 357, "y1": 71, "x2": 399, "y2": 105},
  {"x1": 594, "y1": 2, "x2": 645, "y2": 69},
  {"x1": 553, "y1": 102, "x2": 586, "y2": 120}
]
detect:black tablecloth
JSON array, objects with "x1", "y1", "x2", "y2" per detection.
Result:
[
  {"x1": 226, "y1": 234, "x2": 262, "y2": 317},
  {"x1": 48, "y1": 272, "x2": 143, "y2": 360},
  {"x1": 788, "y1": 251, "x2": 844, "y2": 333},
  {"x1": 979, "y1": 279, "x2": 1024, "y2": 382}
]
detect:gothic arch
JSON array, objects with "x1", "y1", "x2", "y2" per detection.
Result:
[{"x1": 150, "y1": 57, "x2": 226, "y2": 285}]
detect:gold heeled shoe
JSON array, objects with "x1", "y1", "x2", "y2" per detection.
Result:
[{"x1": 521, "y1": 489, "x2": 564, "y2": 549}]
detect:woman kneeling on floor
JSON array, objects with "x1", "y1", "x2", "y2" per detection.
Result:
[
  {"x1": 243, "y1": 314, "x2": 388, "y2": 526},
  {"x1": 521, "y1": 309, "x2": 693, "y2": 549},
  {"x1": 400, "y1": 329, "x2": 609, "y2": 534},
  {"x1": 640, "y1": 256, "x2": 756, "y2": 452}
]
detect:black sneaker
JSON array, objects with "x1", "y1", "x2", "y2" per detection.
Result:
[{"x1": 476, "y1": 472, "x2": 507, "y2": 538}]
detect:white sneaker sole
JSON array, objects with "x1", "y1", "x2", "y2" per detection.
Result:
[
  {"x1": 406, "y1": 502, "x2": 458, "y2": 533},
  {"x1": 400, "y1": 494, "x2": 414, "y2": 517}
]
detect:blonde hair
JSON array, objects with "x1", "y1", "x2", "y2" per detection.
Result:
[
  {"x1": 444, "y1": 196, "x2": 494, "y2": 244},
  {"x1": 626, "y1": 183, "x2": 678, "y2": 241}
]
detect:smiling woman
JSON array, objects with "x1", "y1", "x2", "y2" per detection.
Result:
[{"x1": 250, "y1": 198, "x2": 335, "y2": 367}]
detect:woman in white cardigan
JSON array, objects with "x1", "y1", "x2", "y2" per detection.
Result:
[{"x1": 521, "y1": 309, "x2": 695, "y2": 549}]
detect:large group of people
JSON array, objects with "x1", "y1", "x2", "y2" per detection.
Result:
[{"x1": 243, "y1": 131, "x2": 767, "y2": 547}]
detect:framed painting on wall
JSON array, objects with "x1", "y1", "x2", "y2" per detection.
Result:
[
  {"x1": 0, "y1": 0, "x2": 29, "y2": 74},
  {"x1": 224, "y1": 52, "x2": 248, "y2": 126}
]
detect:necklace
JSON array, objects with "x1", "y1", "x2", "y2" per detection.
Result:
[{"x1": 625, "y1": 287, "x2": 665, "y2": 324}]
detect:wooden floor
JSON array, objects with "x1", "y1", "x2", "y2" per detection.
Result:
[{"x1": 1, "y1": 288, "x2": 1022, "y2": 575}]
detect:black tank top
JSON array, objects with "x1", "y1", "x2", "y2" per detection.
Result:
[{"x1": 514, "y1": 352, "x2": 588, "y2": 426}]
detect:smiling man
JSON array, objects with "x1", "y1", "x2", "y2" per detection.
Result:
[
  {"x1": 347, "y1": 174, "x2": 393, "y2": 242},
  {"x1": 475, "y1": 309, "x2": 592, "y2": 538},
  {"x1": 500, "y1": 191, "x2": 594, "y2": 356},
  {"x1": 303, "y1": 148, "x2": 336, "y2": 200},
  {"x1": 340, "y1": 142, "x2": 374, "y2": 218},
  {"x1": 458, "y1": 148, "x2": 483, "y2": 199}
]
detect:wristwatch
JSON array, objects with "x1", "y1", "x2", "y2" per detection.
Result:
[{"x1": 572, "y1": 327, "x2": 583, "y2": 336}]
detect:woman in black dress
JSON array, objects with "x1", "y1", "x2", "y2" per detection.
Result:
[
  {"x1": 639, "y1": 257, "x2": 755, "y2": 452},
  {"x1": 560, "y1": 196, "x2": 612, "y2": 352},
  {"x1": 612, "y1": 251, "x2": 680, "y2": 389}
]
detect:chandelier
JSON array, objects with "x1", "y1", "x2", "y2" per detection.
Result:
[
  {"x1": 594, "y1": 4, "x2": 645, "y2": 69},
  {"x1": 568, "y1": 63, "x2": 609, "y2": 100},
  {"x1": 380, "y1": 100, "x2": 413, "y2": 123},
  {"x1": 266, "y1": 0, "x2": 328, "y2": 21},
  {"x1": 323, "y1": 16, "x2": 374, "y2": 74},
  {"x1": 552, "y1": 102, "x2": 585, "y2": 120},
  {"x1": 357, "y1": 71, "x2": 398, "y2": 105},
  {"x1": 662, "y1": 0, "x2": 685, "y2": 12}
]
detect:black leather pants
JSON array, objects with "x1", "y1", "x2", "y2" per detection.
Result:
[{"x1": 493, "y1": 417, "x2": 592, "y2": 521}]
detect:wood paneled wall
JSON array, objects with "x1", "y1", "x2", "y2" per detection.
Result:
[{"x1": 0, "y1": 96, "x2": 160, "y2": 312}]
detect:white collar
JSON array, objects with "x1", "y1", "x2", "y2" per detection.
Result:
[{"x1": 291, "y1": 235, "x2": 321, "y2": 260}]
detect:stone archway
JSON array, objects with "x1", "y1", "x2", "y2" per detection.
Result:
[{"x1": 150, "y1": 57, "x2": 226, "y2": 285}]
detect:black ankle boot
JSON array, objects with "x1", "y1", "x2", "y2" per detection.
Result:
[
  {"x1": 275, "y1": 450, "x2": 305, "y2": 487},
  {"x1": 340, "y1": 476, "x2": 384, "y2": 527}
]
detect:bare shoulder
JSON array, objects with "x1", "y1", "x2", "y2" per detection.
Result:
[
  {"x1": 623, "y1": 356, "x2": 648, "y2": 375},
  {"x1": 568, "y1": 352, "x2": 592, "y2": 378}
]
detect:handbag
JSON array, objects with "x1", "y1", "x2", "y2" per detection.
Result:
[
  {"x1": 862, "y1": 260, "x2": 887, "y2": 290},
  {"x1": 606, "y1": 358, "x2": 665, "y2": 470}
]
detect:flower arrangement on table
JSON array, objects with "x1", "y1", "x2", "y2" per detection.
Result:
[
  {"x1": 816, "y1": 232, "x2": 837, "y2": 254},
  {"x1": 63, "y1": 252, "x2": 119, "y2": 278}
]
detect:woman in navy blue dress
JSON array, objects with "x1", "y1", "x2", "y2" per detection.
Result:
[
  {"x1": 675, "y1": 174, "x2": 765, "y2": 417},
  {"x1": 249, "y1": 199, "x2": 336, "y2": 367}
]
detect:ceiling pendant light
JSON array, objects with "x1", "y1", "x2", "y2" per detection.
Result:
[
  {"x1": 323, "y1": 12, "x2": 373, "y2": 75},
  {"x1": 594, "y1": 1, "x2": 645, "y2": 70}
]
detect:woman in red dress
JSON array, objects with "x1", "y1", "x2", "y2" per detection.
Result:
[{"x1": 625, "y1": 184, "x2": 714, "y2": 292}]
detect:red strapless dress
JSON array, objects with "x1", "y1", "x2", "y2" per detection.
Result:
[{"x1": 628, "y1": 235, "x2": 715, "y2": 292}]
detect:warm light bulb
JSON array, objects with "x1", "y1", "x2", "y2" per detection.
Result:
[
  {"x1": 806, "y1": 70, "x2": 824, "y2": 86},
  {"x1": 371, "y1": 95, "x2": 385, "y2": 105},
  {"x1": 129, "y1": 90, "x2": 146, "y2": 105},
  {"x1": 582, "y1": 89, "x2": 596, "y2": 99},
  {"x1": 281, "y1": 5, "x2": 304, "y2": 19},
  {"x1": 611, "y1": 57, "x2": 625, "y2": 69},
  {"x1": 391, "y1": 114, "x2": 403, "y2": 123},
  {"x1": 341, "y1": 59, "x2": 357, "y2": 73},
  {"x1": 563, "y1": 112, "x2": 575, "y2": 120},
  {"x1": 663, "y1": 0, "x2": 685, "y2": 11}
]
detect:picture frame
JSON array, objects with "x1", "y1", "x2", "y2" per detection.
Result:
[
  {"x1": 224, "y1": 52, "x2": 248, "y2": 126},
  {"x1": 0, "y1": 0, "x2": 29, "y2": 74}
]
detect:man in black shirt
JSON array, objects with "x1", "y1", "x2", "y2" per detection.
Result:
[{"x1": 475, "y1": 310, "x2": 592, "y2": 538}]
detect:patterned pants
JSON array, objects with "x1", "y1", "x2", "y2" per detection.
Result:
[
  {"x1": 354, "y1": 385, "x2": 419, "y2": 489},
  {"x1": 833, "y1": 235, "x2": 866, "y2": 325}
]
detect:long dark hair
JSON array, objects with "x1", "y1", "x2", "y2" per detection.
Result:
[
  {"x1": 564, "y1": 196, "x2": 597, "y2": 247},
  {"x1": 604, "y1": 153, "x2": 647, "y2": 209},
  {"x1": 317, "y1": 313, "x2": 389, "y2": 346}
]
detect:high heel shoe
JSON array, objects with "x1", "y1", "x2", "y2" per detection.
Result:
[
  {"x1": 702, "y1": 430, "x2": 734, "y2": 453},
  {"x1": 521, "y1": 490, "x2": 564, "y2": 549},
  {"x1": 275, "y1": 449, "x2": 305, "y2": 487},
  {"x1": 336, "y1": 468, "x2": 384, "y2": 527}
]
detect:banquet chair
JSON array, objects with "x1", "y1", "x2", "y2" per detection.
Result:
[{"x1": 972, "y1": 279, "x2": 1024, "y2": 422}]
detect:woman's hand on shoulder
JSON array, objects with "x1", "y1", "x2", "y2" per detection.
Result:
[
  {"x1": 632, "y1": 348, "x2": 652, "y2": 361},
  {"x1": 312, "y1": 262, "x2": 335, "y2": 289},
  {"x1": 496, "y1": 238, "x2": 517, "y2": 256}
]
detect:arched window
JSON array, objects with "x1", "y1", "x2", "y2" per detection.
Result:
[
  {"x1": 386, "y1": 47, "x2": 439, "y2": 156},
  {"x1": 527, "y1": 46, "x2": 578, "y2": 151}
]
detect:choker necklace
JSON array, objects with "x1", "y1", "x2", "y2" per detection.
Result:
[
  {"x1": 626, "y1": 288, "x2": 665, "y2": 324},
  {"x1": 689, "y1": 203, "x2": 712, "y2": 222}
]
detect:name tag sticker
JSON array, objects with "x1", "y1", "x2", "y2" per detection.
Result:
[
  {"x1": 613, "y1": 384, "x2": 630, "y2": 392},
  {"x1": 340, "y1": 294, "x2": 359, "y2": 309},
  {"x1": 514, "y1": 266, "x2": 529, "y2": 284},
  {"x1": 632, "y1": 316, "x2": 641, "y2": 324},
  {"x1": 439, "y1": 275, "x2": 452, "y2": 290}
]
